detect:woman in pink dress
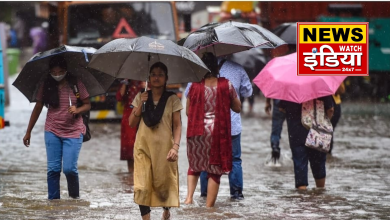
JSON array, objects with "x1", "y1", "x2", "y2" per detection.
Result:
[
  {"x1": 185, "y1": 52, "x2": 241, "y2": 207},
  {"x1": 116, "y1": 79, "x2": 144, "y2": 173}
]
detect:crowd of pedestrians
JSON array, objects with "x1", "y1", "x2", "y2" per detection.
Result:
[{"x1": 22, "y1": 49, "x2": 345, "y2": 219}]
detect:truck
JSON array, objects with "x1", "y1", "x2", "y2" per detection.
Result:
[
  {"x1": 218, "y1": 1, "x2": 260, "y2": 24},
  {"x1": 45, "y1": 1, "x2": 182, "y2": 120}
]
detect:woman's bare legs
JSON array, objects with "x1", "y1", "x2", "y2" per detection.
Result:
[
  {"x1": 184, "y1": 175, "x2": 199, "y2": 204},
  {"x1": 315, "y1": 178, "x2": 325, "y2": 188},
  {"x1": 141, "y1": 213, "x2": 150, "y2": 220},
  {"x1": 296, "y1": 178, "x2": 325, "y2": 190},
  {"x1": 206, "y1": 178, "x2": 219, "y2": 207}
]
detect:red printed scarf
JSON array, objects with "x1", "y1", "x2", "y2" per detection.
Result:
[{"x1": 187, "y1": 78, "x2": 232, "y2": 172}]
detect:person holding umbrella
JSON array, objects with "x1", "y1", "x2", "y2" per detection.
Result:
[
  {"x1": 129, "y1": 62, "x2": 183, "y2": 220},
  {"x1": 184, "y1": 57, "x2": 252, "y2": 200},
  {"x1": 116, "y1": 79, "x2": 144, "y2": 174},
  {"x1": 185, "y1": 52, "x2": 241, "y2": 207},
  {"x1": 179, "y1": 21, "x2": 285, "y2": 203},
  {"x1": 22, "y1": 55, "x2": 91, "y2": 200},
  {"x1": 254, "y1": 53, "x2": 345, "y2": 190},
  {"x1": 278, "y1": 97, "x2": 334, "y2": 190},
  {"x1": 87, "y1": 36, "x2": 209, "y2": 217}
]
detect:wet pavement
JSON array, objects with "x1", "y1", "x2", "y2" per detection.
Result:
[{"x1": 1, "y1": 75, "x2": 390, "y2": 219}]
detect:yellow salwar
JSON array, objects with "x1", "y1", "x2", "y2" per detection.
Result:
[{"x1": 132, "y1": 93, "x2": 183, "y2": 207}]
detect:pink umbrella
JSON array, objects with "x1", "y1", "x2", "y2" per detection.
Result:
[{"x1": 253, "y1": 53, "x2": 346, "y2": 103}]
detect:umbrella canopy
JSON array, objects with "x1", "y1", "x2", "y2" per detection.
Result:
[
  {"x1": 178, "y1": 21, "x2": 286, "y2": 57},
  {"x1": 272, "y1": 22, "x2": 297, "y2": 45},
  {"x1": 13, "y1": 45, "x2": 115, "y2": 102},
  {"x1": 226, "y1": 47, "x2": 268, "y2": 80},
  {"x1": 253, "y1": 53, "x2": 346, "y2": 103},
  {"x1": 87, "y1": 37, "x2": 210, "y2": 84}
]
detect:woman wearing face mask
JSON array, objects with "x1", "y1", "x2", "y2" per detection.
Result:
[
  {"x1": 129, "y1": 62, "x2": 183, "y2": 220},
  {"x1": 23, "y1": 56, "x2": 91, "y2": 200}
]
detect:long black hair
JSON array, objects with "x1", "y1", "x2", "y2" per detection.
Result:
[
  {"x1": 42, "y1": 55, "x2": 68, "y2": 108},
  {"x1": 201, "y1": 52, "x2": 219, "y2": 78}
]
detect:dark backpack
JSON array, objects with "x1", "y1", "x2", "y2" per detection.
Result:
[{"x1": 68, "y1": 77, "x2": 91, "y2": 142}]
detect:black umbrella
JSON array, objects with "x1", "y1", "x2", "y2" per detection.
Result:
[
  {"x1": 13, "y1": 45, "x2": 115, "y2": 102},
  {"x1": 272, "y1": 22, "x2": 297, "y2": 45},
  {"x1": 87, "y1": 36, "x2": 210, "y2": 84},
  {"x1": 226, "y1": 47, "x2": 268, "y2": 80},
  {"x1": 178, "y1": 21, "x2": 286, "y2": 57}
]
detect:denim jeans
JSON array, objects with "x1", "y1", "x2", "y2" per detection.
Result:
[
  {"x1": 200, "y1": 134, "x2": 243, "y2": 196},
  {"x1": 290, "y1": 143, "x2": 327, "y2": 188},
  {"x1": 270, "y1": 99, "x2": 286, "y2": 150},
  {"x1": 45, "y1": 131, "x2": 83, "y2": 200}
]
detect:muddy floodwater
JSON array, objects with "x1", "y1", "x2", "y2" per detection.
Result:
[{"x1": 1, "y1": 75, "x2": 390, "y2": 219}]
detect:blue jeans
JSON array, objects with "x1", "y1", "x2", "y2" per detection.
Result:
[
  {"x1": 45, "y1": 131, "x2": 83, "y2": 200},
  {"x1": 290, "y1": 143, "x2": 327, "y2": 188},
  {"x1": 270, "y1": 99, "x2": 286, "y2": 149},
  {"x1": 200, "y1": 134, "x2": 243, "y2": 196}
]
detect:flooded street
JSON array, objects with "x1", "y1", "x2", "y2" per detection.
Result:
[{"x1": 1, "y1": 75, "x2": 390, "y2": 219}]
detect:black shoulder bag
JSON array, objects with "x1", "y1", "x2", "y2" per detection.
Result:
[{"x1": 68, "y1": 78, "x2": 91, "y2": 142}]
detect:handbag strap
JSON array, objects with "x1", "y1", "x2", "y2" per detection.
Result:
[
  {"x1": 67, "y1": 76, "x2": 82, "y2": 104},
  {"x1": 313, "y1": 99, "x2": 317, "y2": 126},
  {"x1": 67, "y1": 77, "x2": 89, "y2": 120}
]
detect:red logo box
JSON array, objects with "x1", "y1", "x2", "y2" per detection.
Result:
[{"x1": 297, "y1": 22, "x2": 369, "y2": 76}]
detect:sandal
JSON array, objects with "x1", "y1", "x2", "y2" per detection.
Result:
[{"x1": 162, "y1": 210, "x2": 171, "y2": 220}]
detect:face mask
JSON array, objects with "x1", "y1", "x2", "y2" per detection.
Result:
[{"x1": 51, "y1": 73, "x2": 66, "y2": 82}]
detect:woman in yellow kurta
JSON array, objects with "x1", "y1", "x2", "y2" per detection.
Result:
[{"x1": 129, "y1": 62, "x2": 183, "y2": 220}]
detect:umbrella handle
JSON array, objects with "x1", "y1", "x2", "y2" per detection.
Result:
[
  {"x1": 142, "y1": 81, "x2": 148, "y2": 112},
  {"x1": 142, "y1": 56, "x2": 151, "y2": 113},
  {"x1": 82, "y1": 49, "x2": 89, "y2": 62}
]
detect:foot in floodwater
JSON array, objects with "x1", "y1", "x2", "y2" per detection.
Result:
[
  {"x1": 184, "y1": 198, "x2": 193, "y2": 204},
  {"x1": 231, "y1": 191, "x2": 244, "y2": 200},
  {"x1": 265, "y1": 154, "x2": 282, "y2": 167}
]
